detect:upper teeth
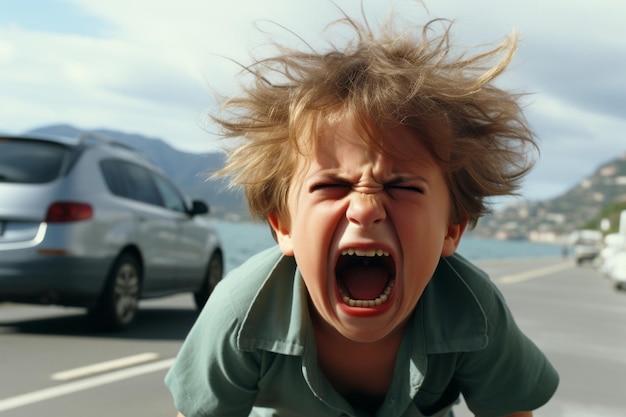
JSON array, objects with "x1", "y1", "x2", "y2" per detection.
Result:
[{"x1": 341, "y1": 248, "x2": 390, "y2": 257}]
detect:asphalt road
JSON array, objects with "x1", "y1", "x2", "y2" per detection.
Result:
[{"x1": 1, "y1": 256, "x2": 625, "y2": 417}]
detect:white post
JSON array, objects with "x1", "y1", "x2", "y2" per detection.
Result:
[{"x1": 620, "y1": 210, "x2": 626, "y2": 236}]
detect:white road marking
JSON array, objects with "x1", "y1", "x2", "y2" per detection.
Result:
[
  {"x1": 496, "y1": 262, "x2": 573, "y2": 284},
  {"x1": 51, "y1": 352, "x2": 160, "y2": 381},
  {"x1": 0, "y1": 358, "x2": 175, "y2": 413}
]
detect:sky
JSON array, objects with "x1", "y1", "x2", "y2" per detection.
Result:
[{"x1": 0, "y1": 0, "x2": 624, "y2": 203}]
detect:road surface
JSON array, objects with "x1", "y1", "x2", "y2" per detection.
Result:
[{"x1": 1, "y1": 257, "x2": 624, "y2": 416}]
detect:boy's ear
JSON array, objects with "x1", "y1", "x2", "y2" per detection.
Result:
[
  {"x1": 441, "y1": 219, "x2": 468, "y2": 257},
  {"x1": 267, "y1": 213, "x2": 294, "y2": 256}
]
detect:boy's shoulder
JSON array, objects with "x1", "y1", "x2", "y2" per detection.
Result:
[
  {"x1": 435, "y1": 253, "x2": 500, "y2": 303},
  {"x1": 226, "y1": 245, "x2": 287, "y2": 283},
  {"x1": 215, "y1": 245, "x2": 293, "y2": 312},
  {"x1": 419, "y1": 253, "x2": 503, "y2": 353},
  {"x1": 211, "y1": 245, "x2": 307, "y2": 355},
  {"x1": 209, "y1": 246, "x2": 297, "y2": 320}
]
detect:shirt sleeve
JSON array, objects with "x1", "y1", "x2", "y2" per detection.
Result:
[
  {"x1": 165, "y1": 280, "x2": 261, "y2": 417},
  {"x1": 455, "y1": 284, "x2": 559, "y2": 417}
]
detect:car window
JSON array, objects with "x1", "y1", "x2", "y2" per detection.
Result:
[
  {"x1": 123, "y1": 164, "x2": 164, "y2": 206},
  {"x1": 152, "y1": 174, "x2": 187, "y2": 213},
  {"x1": 100, "y1": 159, "x2": 130, "y2": 198},
  {"x1": 0, "y1": 138, "x2": 70, "y2": 183},
  {"x1": 100, "y1": 159, "x2": 163, "y2": 207}
]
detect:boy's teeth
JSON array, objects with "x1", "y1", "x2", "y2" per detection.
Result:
[
  {"x1": 341, "y1": 248, "x2": 390, "y2": 257},
  {"x1": 339, "y1": 280, "x2": 395, "y2": 307}
]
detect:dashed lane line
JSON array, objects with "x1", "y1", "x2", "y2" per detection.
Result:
[
  {"x1": 51, "y1": 352, "x2": 160, "y2": 381},
  {"x1": 496, "y1": 261, "x2": 573, "y2": 284},
  {"x1": 0, "y1": 358, "x2": 175, "y2": 413}
]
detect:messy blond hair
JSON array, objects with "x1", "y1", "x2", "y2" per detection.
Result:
[{"x1": 212, "y1": 11, "x2": 537, "y2": 229}]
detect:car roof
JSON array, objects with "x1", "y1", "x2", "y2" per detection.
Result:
[
  {"x1": 1, "y1": 133, "x2": 81, "y2": 147},
  {"x1": 1, "y1": 132, "x2": 153, "y2": 164}
]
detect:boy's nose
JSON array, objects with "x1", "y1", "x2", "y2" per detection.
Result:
[{"x1": 346, "y1": 191, "x2": 386, "y2": 228}]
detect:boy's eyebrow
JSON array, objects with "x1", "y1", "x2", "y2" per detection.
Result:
[
  {"x1": 314, "y1": 172, "x2": 353, "y2": 183},
  {"x1": 384, "y1": 173, "x2": 430, "y2": 184},
  {"x1": 312, "y1": 171, "x2": 429, "y2": 184}
]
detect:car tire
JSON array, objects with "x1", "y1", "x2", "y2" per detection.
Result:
[
  {"x1": 90, "y1": 253, "x2": 141, "y2": 331},
  {"x1": 194, "y1": 251, "x2": 223, "y2": 310}
]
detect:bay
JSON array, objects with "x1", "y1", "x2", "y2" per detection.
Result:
[{"x1": 212, "y1": 220, "x2": 563, "y2": 274}]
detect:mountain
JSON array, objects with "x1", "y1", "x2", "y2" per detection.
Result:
[
  {"x1": 472, "y1": 154, "x2": 626, "y2": 242},
  {"x1": 26, "y1": 124, "x2": 249, "y2": 221}
]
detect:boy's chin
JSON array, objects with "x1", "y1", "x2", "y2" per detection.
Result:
[
  {"x1": 333, "y1": 308, "x2": 404, "y2": 343},
  {"x1": 335, "y1": 324, "x2": 400, "y2": 344}
]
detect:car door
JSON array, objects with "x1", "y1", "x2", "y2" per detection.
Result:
[
  {"x1": 150, "y1": 173, "x2": 207, "y2": 288},
  {"x1": 110, "y1": 161, "x2": 182, "y2": 293}
]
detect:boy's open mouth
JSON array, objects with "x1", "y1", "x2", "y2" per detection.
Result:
[{"x1": 335, "y1": 249, "x2": 396, "y2": 308}]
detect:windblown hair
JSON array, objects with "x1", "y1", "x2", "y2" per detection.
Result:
[{"x1": 212, "y1": 11, "x2": 538, "y2": 229}]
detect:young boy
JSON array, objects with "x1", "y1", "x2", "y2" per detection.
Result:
[{"x1": 165, "y1": 10, "x2": 559, "y2": 417}]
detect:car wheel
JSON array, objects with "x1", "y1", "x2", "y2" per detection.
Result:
[
  {"x1": 90, "y1": 253, "x2": 141, "y2": 331},
  {"x1": 194, "y1": 251, "x2": 223, "y2": 310}
]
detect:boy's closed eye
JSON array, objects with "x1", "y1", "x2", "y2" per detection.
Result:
[
  {"x1": 385, "y1": 183, "x2": 426, "y2": 194},
  {"x1": 309, "y1": 181, "x2": 352, "y2": 192},
  {"x1": 308, "y1": 179, "x2": 427, "y2": 196},
  {"x1": 382, "y1": 176, "x2": 429, "y2": 196}
]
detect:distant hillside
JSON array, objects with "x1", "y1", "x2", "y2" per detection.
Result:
[
  {"x1": 26, "y1": 124, "x2": 249, "y2": 220},
  {"x1": 541, "y1": 155, "x2": 626, "y2": 224},
  {"x1": 474, "y1": 154, "x2": 626, "y2": 241}
]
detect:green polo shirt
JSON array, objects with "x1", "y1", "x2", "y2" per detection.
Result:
[{"x1": 165, "y1": 246, "x2": 558, "y2": 417}]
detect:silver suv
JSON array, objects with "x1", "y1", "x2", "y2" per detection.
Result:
[{"x1": 0, "y1": 133, "x2": 223, "y2": 330}]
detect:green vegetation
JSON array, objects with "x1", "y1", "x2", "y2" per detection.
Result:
[{"x1": 582, "y1": 201, "x2": 626, "y2": 234}]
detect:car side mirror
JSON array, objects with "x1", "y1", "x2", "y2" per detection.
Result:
[{"x1": 190, "y1": 200, "x2": 209, "y2": 216}]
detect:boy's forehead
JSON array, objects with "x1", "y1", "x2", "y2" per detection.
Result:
[
  {"x1": 293, "y1": 119, "x2": 439, "y2": 173},
  {"x1": 308, "y1": 118, "x2": 433, "y2": 160}
]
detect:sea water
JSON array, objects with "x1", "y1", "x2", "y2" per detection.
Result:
[{"x1": 212, "y1": 220, "x2": 563, "y2": 273}]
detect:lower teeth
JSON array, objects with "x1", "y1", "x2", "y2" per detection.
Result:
[{"x1": 340, "y1": 280, "x2": 394, "y2": 307}]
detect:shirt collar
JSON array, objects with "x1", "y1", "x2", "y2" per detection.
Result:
[{"x1": 237, "y1": 248, "x2": 488, "y2": 356}]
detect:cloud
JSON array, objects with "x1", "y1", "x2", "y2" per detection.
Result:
[{"x1": 1, "y1": 0, "x2": 624, "y2": 200}]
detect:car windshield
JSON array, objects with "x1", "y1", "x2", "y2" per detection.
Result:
[{"x1": 0, "y1": 138, "x2": 71, "y2": 184}]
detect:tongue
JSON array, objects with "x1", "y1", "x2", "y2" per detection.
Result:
[{"x1": 341, "y1": 266, "x2": 389, "y2": 300}]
